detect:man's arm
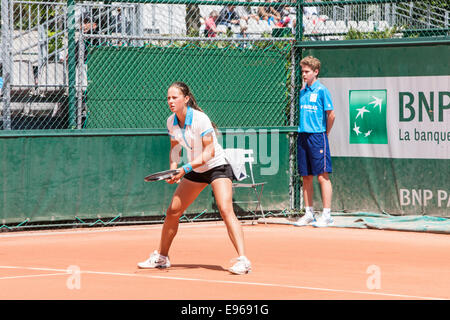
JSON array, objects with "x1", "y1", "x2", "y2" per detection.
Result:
[{"x1": 326, "y1": 110, "x2": 335, "y2": 136}]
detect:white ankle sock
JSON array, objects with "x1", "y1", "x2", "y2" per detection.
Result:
[
  {"x1": 305, "y1": 207, "x2": 314, "y2": 217},
  {"x1": 322, "y1": 208, "x2": 331, "y2": 218}
]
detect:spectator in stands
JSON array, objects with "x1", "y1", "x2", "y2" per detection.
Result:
[
  {"x1": 216, "y1": 5, "x2": 241, "y2": 29},
  {"x1": 115, "y1": 8, "x2": 123, "y2": 33},
  {"x1": 236, "y1": 1, "x2": 260, "y2": 23},
  {"x1": 235, "y1": 5, "x2": 260, "y2": 38},
  {"x1": 272, "y1": 0, "x2": 292, "y2": 28},
  {"x1": 217, "y1": 5, "x2": 250, "y2": 38},
  {"x1": 81, "y1": 13, "x2": 99, "y2": 35},
  {"x1": 64, "y1": 14, "x2": 99, "y2": 67},
  {"x1": 258, "y1": 0, "x2": 280, "y2": 26},
  {"x1": 74, "y1": 13, "x2": 99, "y2": 64},
  {"x1": 302, "y1": 0, "x2": 326, "y2": 40},
  {"x1": 70, "y1": 13, "x2": 99, "y2": 118},
  {"x1": 204, "y1": 10, "x2": 226, "y2": 37},
  {"x1": 303, "y1": 0, "x2": 319, "y2": 20}
]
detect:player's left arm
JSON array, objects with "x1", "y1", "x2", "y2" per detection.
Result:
[
  {"x1": 189, "y1": 133, "x2": 215, "y2": 170},
  {"x1": 168, "y1": 135, "x2": 215, "y2": 184},
  {"x1": 189, "y1": 115, "x2": 216, "y2": 169}
]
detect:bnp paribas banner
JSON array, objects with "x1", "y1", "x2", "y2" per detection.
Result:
[
  {"x1": 325, "y1": 76, "x2": 449, "y2": 159},
  {"x1": 307, "y1": 45, "x2": 449, "y2": 216}
]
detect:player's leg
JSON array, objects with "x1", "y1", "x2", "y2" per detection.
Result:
[
  {"x1": 211, "y1": 177, "x2": 245, "y2": 256},
  {"x1": 137, "y1": 178, "x2": 207, "y2": 269},
  {"x1": 159, "y1": 178, "x2": 208, "y2": 256},
  {"x1": 211, "y1": 177, "x2": 251, "y2": 274}
]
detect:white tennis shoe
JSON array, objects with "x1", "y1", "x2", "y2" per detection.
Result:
[
  {"x1": 312, "y1": 214, "x2": 334, "y2": 227},
  {"x1": 137, "y1": 250, "x2": 171, "y2": 269},
  {"x1": 293, "y1": 214, "x2": 315, "y2": 227},
  {"x1": 229, "y1": 256, "x2": 252, "y2": 275}
]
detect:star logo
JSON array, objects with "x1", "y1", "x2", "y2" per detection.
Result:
[
  {"x1": 368, "y1": 96, "x2": 383, "y2": 112},
  {"x1": 349, "y1": 90, "x2": 387, "y2": 144},
  {"x1": 355, "y1": 106, "x2": 370, "y2": 119},
  {"x1": 353, "y1": 122, "x2": 362, "y2": 135}
]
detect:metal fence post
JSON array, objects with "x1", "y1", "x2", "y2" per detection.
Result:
[
  {"x1": 67, "y1": 0, "x2": 77, "y2": 129},
  {"x1": 76, "y1": 33, "x2": 84, "y2": 129},
  {"x1": 289, "y1": 0, "x2": 305, "y2": 211},
  {"x1": 289, "y1": 51, "x2": 297, "y2": 211},
  {"x1": 1, "y1": 0, "x2": 12, "y2": 130}
]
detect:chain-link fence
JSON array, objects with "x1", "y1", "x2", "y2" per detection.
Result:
[
  {"x1": 0, "y1": 0, "x2": 296, "y2": 130},
  {"x1": 2, "y1": 0, "x2": 449, "y2": 132},
  {"x1": 71, "y1": 2, "x2": 297, "y2": 131},
  {"x1": 303, "y1": 0, "x2": 449, "y2": 40},
  {"x1": 1, "y1": 0, "x2": 449, "y2": 222}
]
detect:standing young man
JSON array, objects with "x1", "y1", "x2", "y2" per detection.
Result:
[{"x1": 294, "y1": 56, "x2": 336, "y2": 227}]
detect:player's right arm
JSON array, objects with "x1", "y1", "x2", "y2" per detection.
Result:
[
  {"x1": 166, "y1": 139, "x2": 183, "y2": 184},
  {"x1": 169, "y1": 139, "x2": 182, "y2": 171}
]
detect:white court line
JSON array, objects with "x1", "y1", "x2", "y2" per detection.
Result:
[
  {"x1": 0, "y1": 266, "x2": 67, "y2": 272},
  {"x1": 0, "y1": 265, "x2": 446, "y2": 300},
  {"x1": 0, "y1": 273, "x2": 68, "y2": 281}
]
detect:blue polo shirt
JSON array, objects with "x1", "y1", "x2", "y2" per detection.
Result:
[{"x1": 298, "y1": 79, "x2": 334, "y2": 133}]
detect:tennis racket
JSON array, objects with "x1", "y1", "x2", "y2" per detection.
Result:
[{"x1": 144, "y1": 169, "x2": 180, "y2": 182}]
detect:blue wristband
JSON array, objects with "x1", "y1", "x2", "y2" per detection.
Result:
[{"x1": 182, "y1": 163, "x2": 192, "y2": 174}]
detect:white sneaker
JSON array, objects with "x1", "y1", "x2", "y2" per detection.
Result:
[
  {"x1": 293, "y1": 214, "x2": 315, "y2": 227},
  {"x1": 229, "y1": 256, "x2": 252, "y2": 275},
  {"x1": 312, "y1": 215, "x2": 334, "y2": 227},
  {"x1": 137, "y1": 250, "x2": 171, "y2": 269}
]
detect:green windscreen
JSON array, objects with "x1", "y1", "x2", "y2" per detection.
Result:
[{"x1": 85, "y1": 46, "x2": 290, "y2": 129}]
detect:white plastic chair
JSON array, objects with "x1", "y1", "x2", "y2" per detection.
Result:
[
  {"x1": 324, "y1": 20, "x2": 336, "y2": 34},
  {"x1": 376, "y1": 21, "x2": 389, "y2": 31},
  {"x1": 224, "y1": 148, "x2": 266, "y2": 223},
  {"x1": 357, "y1": 21, "x2": 372, "y2": 32},
  {"x1": 216, "y1": 24, "x2": 228, "y2": 34},
  {"x1": 246, "y1": 18, "x2": 260, "y2": 35},
  {"x1": 303, "y1": 19, "x2": 315, "y2": 35},
  {"x1": 335, "y1": 20, "x2": 348, "y2": 33},
  {"x1": 313, "y1": 20, "x2": 325, "y2": 34},
  {"x1": 348, "y1": 20, "x2": 358, "y2": 31}
]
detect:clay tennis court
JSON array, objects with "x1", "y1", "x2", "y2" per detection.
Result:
[{"x1": 0, "y1": 220, "x2": 449, "y2": 300}]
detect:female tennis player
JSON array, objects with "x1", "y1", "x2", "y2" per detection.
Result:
[{"x1": 137, "y1": 81, "x2": 251, "y2": 275}]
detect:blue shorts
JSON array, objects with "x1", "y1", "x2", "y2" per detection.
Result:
[{"x1": 297, "y1": 132, "x2": 332, "y2": 177}]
